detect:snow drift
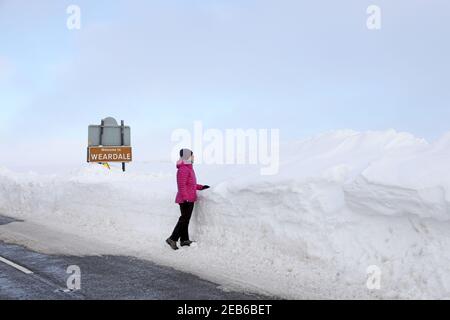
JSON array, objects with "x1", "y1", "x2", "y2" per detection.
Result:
[{"x1": 1, "y1": 129, "x2": 450, "y2": 299}]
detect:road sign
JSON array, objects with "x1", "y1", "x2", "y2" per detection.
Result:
[
  {"x1": 87, "y1": 146, "x2": 132, "y2": 163},
  {"x1": 87, "y1": 117, "x2": 132, "y2": 171}
]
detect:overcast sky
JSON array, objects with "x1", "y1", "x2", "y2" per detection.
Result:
[{"x1": 1, "y1": 0, "x2": 449, "y2": 169}]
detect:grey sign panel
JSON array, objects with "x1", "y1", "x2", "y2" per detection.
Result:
[{"x1": 88, "y1": 117, "x2": 131, "y2": 146}]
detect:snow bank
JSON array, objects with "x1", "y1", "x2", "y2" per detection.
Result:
[{"x1": 1, "y1": 129, "x2": 450, "y2": 299}]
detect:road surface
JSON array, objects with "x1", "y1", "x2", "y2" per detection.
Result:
[{"x1": 0, "y1": 215, "x2": 269, "y2": 300}]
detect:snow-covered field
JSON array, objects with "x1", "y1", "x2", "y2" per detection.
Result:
[{"x1": 1, "y1": 129, "x2": 450, "y2": 299}]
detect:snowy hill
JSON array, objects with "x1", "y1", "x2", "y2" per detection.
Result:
[{"x1": 1, "y1": 129, "x2": 450, "y2": 299}]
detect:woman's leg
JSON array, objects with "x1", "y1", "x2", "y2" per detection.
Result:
[
  {"x1": 170, "y1": 202, "x2": 194, "y2": 242},
  {"x1": 180, "y1": 202, "x2": 194, "y2": 242}
]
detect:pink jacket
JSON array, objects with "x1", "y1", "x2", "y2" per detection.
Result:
[{"x1": 175, "y1": 160, "x2": 203, "y2": 204}]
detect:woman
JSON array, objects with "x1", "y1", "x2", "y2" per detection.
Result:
[{"x1": 166, "y1": 149, "x2": 210, "y2": 250}]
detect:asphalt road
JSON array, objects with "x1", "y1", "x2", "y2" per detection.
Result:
[{"x1": 0, "y1": 216, "x2": 268, "y2": 300}]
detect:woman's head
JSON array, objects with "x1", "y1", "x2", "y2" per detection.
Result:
[{"x1": 179, "y1": 148, "x2": 194, "y2": 164}]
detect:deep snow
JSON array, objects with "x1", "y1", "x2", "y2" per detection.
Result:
[{"x1": 1, "y1": 129, "x2": 450, "y2": 299}]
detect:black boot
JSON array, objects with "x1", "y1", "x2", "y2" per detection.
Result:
[
  {"x1": 166, "y1": 238, "x2": 179, "y2": 250},
  {"x1": 180, "y1": 240, "x2": 194, "y2": 247}
]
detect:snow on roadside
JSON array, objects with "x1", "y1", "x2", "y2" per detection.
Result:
[{"x1": 1, "y1": 129, "x2": 450, "y2": 299}]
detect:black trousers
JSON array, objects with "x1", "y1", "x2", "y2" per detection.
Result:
[{"x1": 170, "y1": 202, "x2": 194, "y2": 242}]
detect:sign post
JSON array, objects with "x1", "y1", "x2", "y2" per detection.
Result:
[
  {"x1": 121, "y1": 120, "x2": 126, "y2": 172},
  {"x1": 87, "y1": 117, "x2": 132, "y2": 171}
]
